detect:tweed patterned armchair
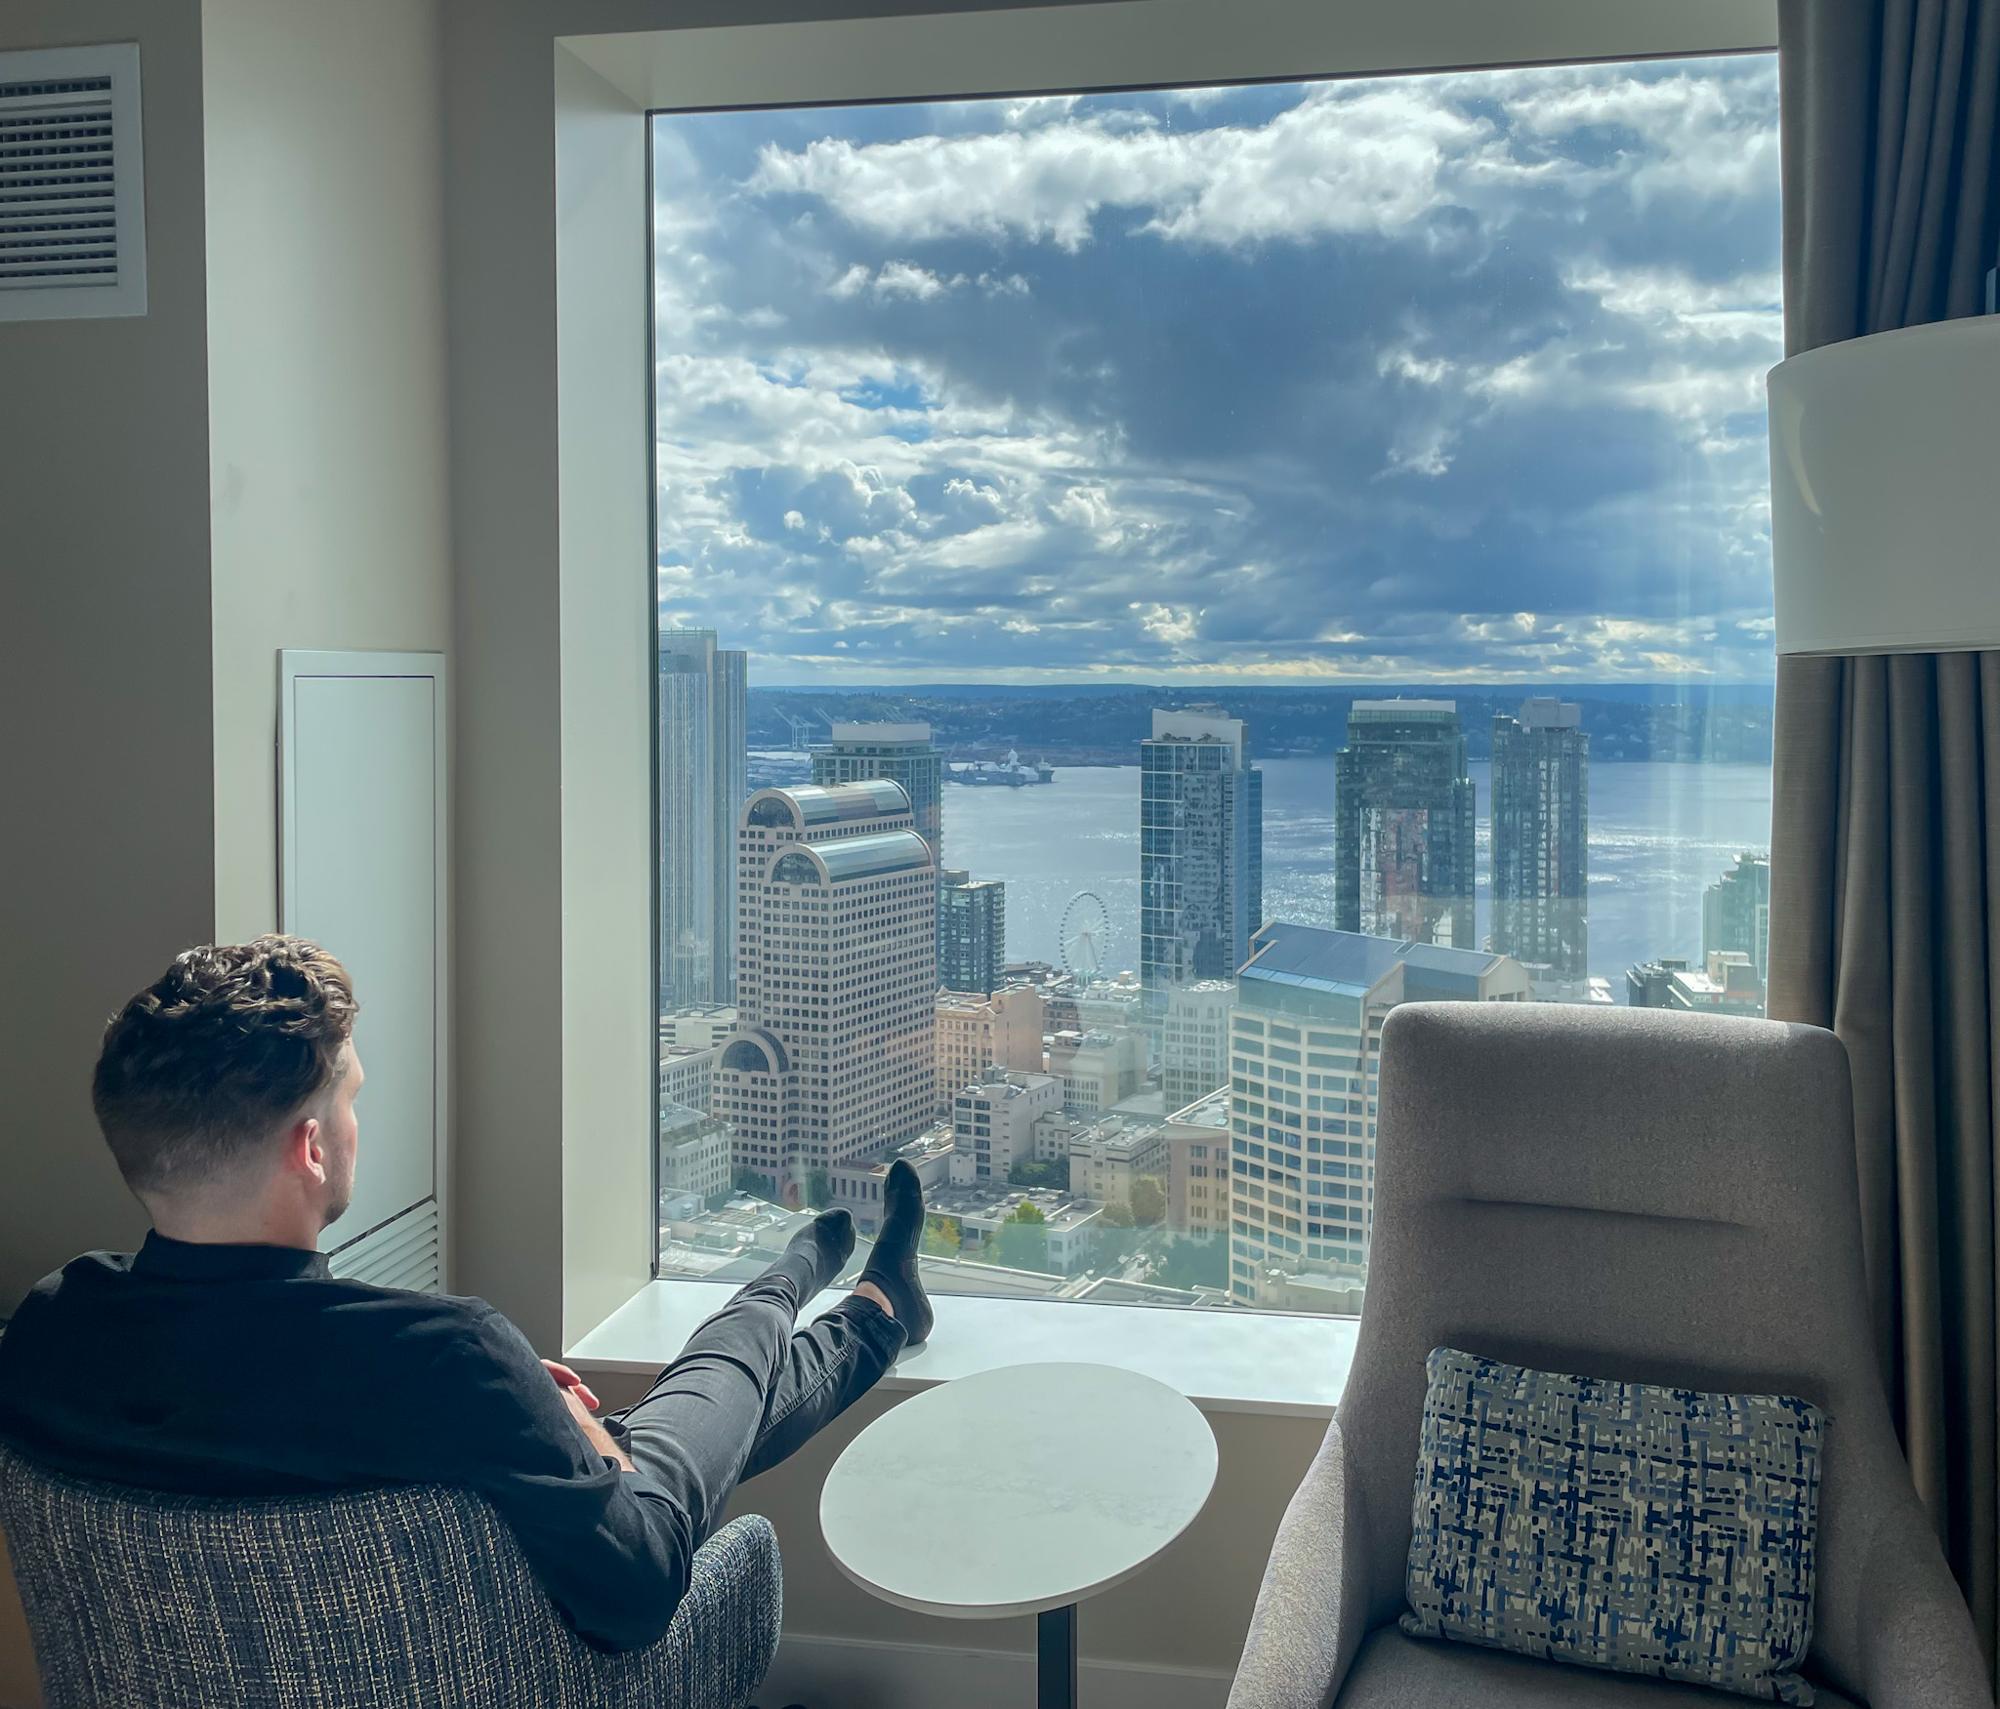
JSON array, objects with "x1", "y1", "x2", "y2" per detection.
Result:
[{"x1": 0, "y1": 1443, "x2": 781, "y2": 1709}]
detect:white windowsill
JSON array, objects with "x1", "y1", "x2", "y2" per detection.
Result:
[{"x1": 568, "y1": 1281, "x2": 1352, "y2": 1419}]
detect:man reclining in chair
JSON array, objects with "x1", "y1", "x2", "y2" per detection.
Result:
[{"x1": 0, "y1": 935, "x2": 934, "y2": 1650}]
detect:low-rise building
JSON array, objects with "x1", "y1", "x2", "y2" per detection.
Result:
[
  {"x1": 950, "y1": 1069, "x2": 1064, "y2": 1184},
  {"x1": 1666, "y1": 950, "x2": 1765, "y2": 1017},
  {"x1": 925, "y1": 1186, "x2": 1103, "y2": 1275},
  {"x1": 1626, "y1": 957, "x2": 1692, "y2": 1008},
  {"x1": 659, "y1": 1101, "x2": 733, "y2": 1209},
  {"x1": 1047, "y1": 1027, "x2": 1146, "y2": 1116},
  {"x1": 659, "y1": 1005, "x2": 738, "y2": 1049},
  {"x1": 1165, "y1": 1085, "x2": 1231, "y2": 1242},
  {"x1": 935, "y1": 986, "x2": 1047, "y2": 1109},
  {"x1": 659, "y1": 1005, "x2": 736, "y2": 1113},
  {"x1": 660, "y1": 1044, "x2": 720, "y2": 1114},
  {"x1": 828, "y1": 1127, "x2": 958, "y2": 1235},
  {"x1": 1067, "y1": 1111, "x2": 1169, "y2": 1212}
]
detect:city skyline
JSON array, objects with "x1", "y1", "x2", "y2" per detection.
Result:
[
  {"x1": 653, "y1": 55, "x2": 1781, "y2": 687},
  {"x1": 660, "y1": 648, "x2": 1770, "y2": 1301}
]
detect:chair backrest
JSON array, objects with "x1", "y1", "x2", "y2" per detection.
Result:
[
  {"x1": 0, "y1": 1444, "x2": 773, "y2": 1709},
  {"x1": 1338, "y1": 1002, "x2": 1931, "y2": 1695}
]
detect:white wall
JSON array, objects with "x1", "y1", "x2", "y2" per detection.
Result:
[
  {"x1": 2, "y1": 11, "x2": 213, "y2": 1703},
  {"x1": 202, "y1": 0, "x2": 452, "y2": 943},
  {"x1": 555, "y1": 46, "x2": 658, "y2": 1346},
  {"x1": 0, "y1": 0, "x2": 214, "y2": 1347},
  {"x1": 1, "y1": 9, "x2": 451, "y2": 1700}
]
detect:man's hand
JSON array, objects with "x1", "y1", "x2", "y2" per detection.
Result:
[
  {"x1": 542, "y1": 1359, "x2": 600, "y2": 1412},
  {"x1": 547, "y1": 1362, "x2": 632, "y2": 1472}
]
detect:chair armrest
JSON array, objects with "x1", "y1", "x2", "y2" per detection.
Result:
[
  {"x1": 596, "y1": 1514, "x2": 783, "y2": 1709},
  {"x1": 1849, "y1": 1514, "x2": 1990, "y2": 1709},
  {"x1": 1228, "y1": 1414, "x2": 1375, "y2": 1709}
]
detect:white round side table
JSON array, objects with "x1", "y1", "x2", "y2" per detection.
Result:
[{"x1": 820, "y1": 1361, "x2": 1219, "y2": 1709}]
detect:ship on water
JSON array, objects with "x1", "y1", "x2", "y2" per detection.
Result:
[{"x1": 945, "y1": 748, "x2": 1056, "y2": 787}]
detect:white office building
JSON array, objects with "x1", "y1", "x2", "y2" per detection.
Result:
[
  {"x1": 1161, "y1": 978, "x2": 1235, "y2": 1112},
  {"x1": 951, "y1": 1069, "x2": 1065, "y2": 1184},
  {"x1": 1227, "y1": 923, "x2": 1529, "y2": 1307}
]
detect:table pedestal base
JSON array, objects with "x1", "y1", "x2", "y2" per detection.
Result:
[{"x1": 1037, "y1": 1604, "x2": 1078, "y2": 1709}]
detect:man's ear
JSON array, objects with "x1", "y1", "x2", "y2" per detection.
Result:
[{"x1": 284, "y1": 1115, "x2": 327, "y2": 1187}]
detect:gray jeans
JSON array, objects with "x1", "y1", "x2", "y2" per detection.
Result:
[{"x1": 602, "y1": 1248, "x2": 906, "y2": 1551}]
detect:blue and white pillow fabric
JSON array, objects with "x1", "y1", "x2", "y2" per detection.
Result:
[{"x1": 1402, "y1": 1347, "x2": 1825, "y2": 1704}]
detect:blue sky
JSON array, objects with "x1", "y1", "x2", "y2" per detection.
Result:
[{"x1": 652, "y1": 55, "x2": 1781, "y2": 686}]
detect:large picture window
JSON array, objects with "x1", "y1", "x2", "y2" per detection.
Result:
[{"x1": 653, "y1": 52, "x2": 1780, "y2": 1311}]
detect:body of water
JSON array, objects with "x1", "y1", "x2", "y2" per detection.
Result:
[{"x1": 940, "y1": 758, "x2": 1773, "y2": 996}]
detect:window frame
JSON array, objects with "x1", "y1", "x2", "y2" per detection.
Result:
[{"x1": 544, "y1": 0, "x2": 1783, "y2": 1355}]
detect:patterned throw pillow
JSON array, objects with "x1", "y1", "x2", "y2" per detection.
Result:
[{"x1": 1402, "y1": 1347, "x2": 1825, "y2": 1704}]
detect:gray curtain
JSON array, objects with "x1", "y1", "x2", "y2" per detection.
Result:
[{"x1": 1771, "y1": 0, "x2": 2000, "y2": 1678}]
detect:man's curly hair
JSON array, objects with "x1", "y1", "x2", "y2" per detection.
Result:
[{"x1": 92, "y1": 936, "x2": 359, "y2": 1196}]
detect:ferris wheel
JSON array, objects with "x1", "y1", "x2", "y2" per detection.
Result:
[{"x1": 1060, "y1": 891, "x2": 1113, "y2": 981}]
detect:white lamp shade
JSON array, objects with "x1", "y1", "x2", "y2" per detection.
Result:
[{"x1": 1767, "y1": 316, "x2": 2000, "y2": 656}]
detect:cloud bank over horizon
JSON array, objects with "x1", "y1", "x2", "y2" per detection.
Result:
[{"x1": 653, "y1": 57, "x2": 1781, "y2": 687}]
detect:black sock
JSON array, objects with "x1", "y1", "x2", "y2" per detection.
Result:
[
  {"x1": 774, "y1": 1207, "x2": 855, "y2": 1305},
  {"x1": 859, "y1": 1160, "x2": 933, "y2": 1346}
]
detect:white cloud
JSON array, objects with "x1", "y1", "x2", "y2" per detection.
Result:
[
  {"x1": 1131, "y1": 602, "x2": 1200, "y2": 646},
  {"x1": 875, "y1": 260, "x2": 950, "y2": 299},
  {"x1": 749, "y1": 84, "x2": 1488, "y2": 251},
  {"x1": 654, "y1": 58, "x2": 1782, "y2": 683}
]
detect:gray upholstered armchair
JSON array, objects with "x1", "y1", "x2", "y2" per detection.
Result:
[
  {"x1": 1229, "y1": 1003, "x2": 1991, "y2": 1709},
  {"x1": 0, "y1": 1444, "x2": 781, "y2": 1709}
]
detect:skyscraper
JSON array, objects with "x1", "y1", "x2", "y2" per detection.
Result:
[
  {"x1": 658, "y1": 630, "x2": 748, "y2": 1008},
  {"x1": 938, "y1": 868, "x2": 1006, "y2": 995},
  {"x1": 1226, "y1": 923, "x2": 1530, "y2": 1308},
  {"x1": 1333, "y1": 700, "x2": 1475, "y2": 949},
  {"x1": 1704, "y1": 852, "x2": 1770, "y2": 985},
  {"x1": 810, "y1": 723, "x2": 943, "y2": 865},
  {"x1": 1490, "y1": 698, "x2": 1589, "y2": 982},
  {"x1": 1139, "y1": 707, "x2": 1263, "y2": 1014},
  {"x1": 712, "y1": 781, "x2": 937, "y2": 1207}
]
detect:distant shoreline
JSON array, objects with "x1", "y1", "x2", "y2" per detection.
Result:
[{"x1": 742, "y1": 681, "x2": 1776, "y2": 767}]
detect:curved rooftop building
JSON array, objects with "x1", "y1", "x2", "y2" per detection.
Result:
[{"x1": 713, "y1": 782, "x2": 937, "y2": 1207}]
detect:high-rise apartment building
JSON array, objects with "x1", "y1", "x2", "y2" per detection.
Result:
[
  {"x1": 1139, "y1": 708, "x2": 1263, "y2": 1013},
  {"x1": 939, "y1": 869, "x2": 1006, "y2": 995},
  {"x1": 1333, "y1": 700, "x2": 1475, "y2": 949},
  {"x1": 659, "y1": 630, "x2": 748, "y2": 1006},
  {"x1": 1490, "y1": 698, "x2": 1589, "y2": 982},
  {"x1": 1161, "y1": 979, "x2": 1234, "y2": 1112},
  {"x1": 810, "y1": 723, "x2": 943, "y2": 864},
  {"x1": 712, "y1": 781, "x2": 936, "y2": 1206},
  {"x1": 1704, "y1": 852, "x2": 1770, "y2": 985},
  {"x1": 1226, "y1": 923, "x2": 1529, "y2": 1307}
]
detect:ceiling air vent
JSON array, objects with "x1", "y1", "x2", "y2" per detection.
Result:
[{"x1": 0, "y1": 43, "x2": 146, "y2": 322}]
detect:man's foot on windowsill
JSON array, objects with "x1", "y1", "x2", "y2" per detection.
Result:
[{"x1": 856, "y1": 1160, "x2": 933, "y2": 1345}]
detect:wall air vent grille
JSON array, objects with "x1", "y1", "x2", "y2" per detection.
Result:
[{"x1": 0, "y1": 43, "x2": 146, "y2": 321}]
